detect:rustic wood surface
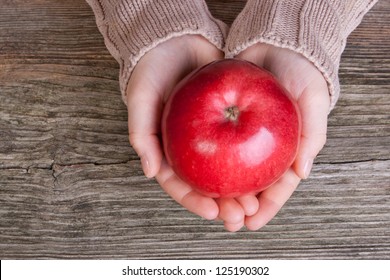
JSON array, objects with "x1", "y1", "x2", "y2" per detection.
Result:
[{"x1": 0, "y1": 0, "x2": 389, "y2": 259}]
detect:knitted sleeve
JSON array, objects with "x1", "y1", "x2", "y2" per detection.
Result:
[
  {"x1": 85, "y1": 0, "x2": 228, "y2": 104},
  {"x1": 225, "y1": 0, "x2": 378, "y2": 110}
]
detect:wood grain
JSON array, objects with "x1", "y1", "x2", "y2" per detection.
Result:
[{"x1": 0, "y1": 0, "x2": 389, "y2": 259}]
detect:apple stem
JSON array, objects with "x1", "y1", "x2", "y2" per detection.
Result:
[{"x1": 224, "y1": 106, "x2": 240, "y2": 122}]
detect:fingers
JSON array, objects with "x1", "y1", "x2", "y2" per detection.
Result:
[
  {"x1": 156, "y1": 161, "x2": 258, "y2": 230},
  {"x1": 224, "y1": 220, "x2": 245, "y2": 232},
  {"x1": 293, "y1": 77, "x2": 329, "y2": 179},
  {"x1": 156, "y1": 161, "x2": 250, "y2": 230},
  {"x1": 245, "y1": 168, "x2": 301, "y2": 230},
  {"x1": 216, "y1": 198, "x2": 245, "y2": 225},
  {"x1": 215, "y1": 195, "x2": 259, "y2": 232},
  {"x1": 236, "y1": 195, "x2": 259, "y2": 216},
  {"x1": 156, "y1": 159, "x2": 219, "y2": 220},
  {"x1": 217, "y1": 195, "x2": 259, "y2": 223}
]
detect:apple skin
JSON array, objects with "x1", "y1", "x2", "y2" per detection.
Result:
[{"x1": 162, "y1": 59, "x2": 301, "y2": 198}]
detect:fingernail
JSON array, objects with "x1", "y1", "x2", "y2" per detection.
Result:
[
  {"x1": 303, "y1": 159, "x2": 313, "y2": 179},
  {"x1": 141, "y1": 155, "x2": 152, "y2": 178}
]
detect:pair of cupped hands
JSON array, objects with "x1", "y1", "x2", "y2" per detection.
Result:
[{"x1": 127, "y1": 35, "x2": 329, "y2": 232}]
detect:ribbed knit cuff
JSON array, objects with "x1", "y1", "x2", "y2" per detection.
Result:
[
  {"x1": 226, "y1": 0, "x2": 378, "y2": 110},
  {"x1": 86, "y1": 0, "x2": 228, "y2": 105}
]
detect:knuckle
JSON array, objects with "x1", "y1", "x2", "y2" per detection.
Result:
[{"x1": 128, "y1": 133, "x2": 142, "y2": 153}]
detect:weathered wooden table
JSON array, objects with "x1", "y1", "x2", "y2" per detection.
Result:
[{"x1": 1, "y1": 0, "x2": 389, "y2": 259}]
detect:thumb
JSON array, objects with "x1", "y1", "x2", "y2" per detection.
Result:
[
  {"x1": 126, "y1": 41, "x2": 192, "y2": 178},
  {"x1": 127, "y1": 78, "x2": 163, "y2": 178},
  {"x1": 126, "y1": 35, "x2": 224, "y2": 177},
  {"x1": 293, "y1": 79, "x2": 329, "y2": 179}
]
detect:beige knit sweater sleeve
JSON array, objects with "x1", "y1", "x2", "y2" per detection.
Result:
[
  {"x1": 86, "y1": 0, "x2": 377, "y2": 109},
  {"x1": 225, "y1": 0, "x2": 378, "y2": 110},
  {"x1": 85, "y1": 0, "x2": 228, "y2": 104}
]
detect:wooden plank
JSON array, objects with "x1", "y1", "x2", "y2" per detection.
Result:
[
  {"x1": 0, "y1": 0, "x2": 389, "y2": 259},
  {"x1": 0, "y1": 160, "x2": 388, "y2": 259}
]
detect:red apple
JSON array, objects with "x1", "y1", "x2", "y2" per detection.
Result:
[{"x1": 162, "y1": 59, "x2": 301, "y2": 198}]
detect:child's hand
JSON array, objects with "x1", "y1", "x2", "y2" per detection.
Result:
[
  {"x1": 127, "y1": 35, "x2": 221, "y2": 179},
  {"x1": 127, "y1": 35, "x2": 259, "y2": 231},
  {"x1": 127, "y1": 37, "x2": 328, "y2": 232},
  {"x1": 235, "y1": 43, "x2": 330, "y2": 230}
]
